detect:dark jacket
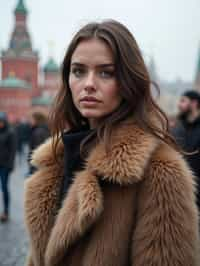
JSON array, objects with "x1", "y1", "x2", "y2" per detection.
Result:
[
  {"x1": 172, "y1": 117, "x2": 200, "y2": 207},
  {"x1": 28, "y1": 124, "x2": 50, "y2": 174},
  {"x1": 29, "y1": 124, "x2": 50, "y2": 153},
  {"x1": 25, "y1": 121, "x2": 199, "y2": 266},
  {"x1": 60, "y1": 128, "x2": 92, "y2": 205},
  {"x1": 0, "y1": 121, "x2": 16, "y2": 170},
  {"x1": 15, "y1": 121, "x2": 31, "y2": 151}
]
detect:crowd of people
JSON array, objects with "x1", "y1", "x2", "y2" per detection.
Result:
[{"x1": 0, "y1": 19, "x2": 200, "y2": 266}]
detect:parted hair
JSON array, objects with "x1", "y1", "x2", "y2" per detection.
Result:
[{"x1": 49, "y1": 19, "x2": 176, "y2": 159}]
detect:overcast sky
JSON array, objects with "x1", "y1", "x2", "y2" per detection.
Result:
[{"x1": 0, "y1": 0, "x2": 200, "y2": 82}]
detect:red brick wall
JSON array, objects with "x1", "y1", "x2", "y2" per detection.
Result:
[
  {"x1": 0, "y1": 88, "x2": 32, "y2": 122},
  {"x1": 15, "y1": 13, "x2": 26, "y2": 26},
  {"x1": 2, "y1": 58, "x2": 39, "y2": 97},
  {"x1": 15, "y1": 13, "x2": 26, "y2": 22}
]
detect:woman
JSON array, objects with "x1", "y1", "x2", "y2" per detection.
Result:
[{"x1": 24, "y1": 20, "x2": 199, "y2": 266}]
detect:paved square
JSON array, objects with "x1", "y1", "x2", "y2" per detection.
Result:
[{"x1": 0, "y1": 156, "x2": 29, "y2": 265}]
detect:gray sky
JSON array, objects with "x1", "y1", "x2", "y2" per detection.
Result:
[{"x1": 0, "y1": 0, "x2": 200, "y2": 82}]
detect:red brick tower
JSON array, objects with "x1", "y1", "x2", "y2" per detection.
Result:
[
  {"x1": 43, "y1": 57, "x2": 60, "y2": 97},
  {"x1": 1, "y1": 0, "x2": 39, "y2": 97},
  {"x1": 0, "y1": 72, "x2": 31, "y2": 122}
]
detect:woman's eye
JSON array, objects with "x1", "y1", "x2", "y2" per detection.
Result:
[
  {"x1": 71, "y1": 68, "x2": 85, "y2": 77},
  {"x1": 100, "y1": 70, "x2": 115, "y2": 78}
]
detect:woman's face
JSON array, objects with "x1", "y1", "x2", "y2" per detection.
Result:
[{"x1": 69, "y1": 38, "x2": 122, "y2": 127}]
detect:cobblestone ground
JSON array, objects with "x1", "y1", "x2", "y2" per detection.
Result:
[{"x1": 0, "y1": 155, "x2": 29, "y2": 266}]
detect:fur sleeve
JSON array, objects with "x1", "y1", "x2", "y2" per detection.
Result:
[{"x1": 131, "y1": 145, "x2": 199, "y2": 266}]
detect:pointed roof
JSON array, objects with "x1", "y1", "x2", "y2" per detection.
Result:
[
  {"x1": 44, "y1": 57, "x2": 59, "y2": 73},
  {"x1": 15, "y1": 0, "x2": 27, "y2": 15},
  {"x1": 32, "y1": 95, "x2": 53, "y2": 106},
  {"x1": 0, "y1": 73, "x2": 31, "y2": 89},
  {"x1": 1, "y1": 0, "x2": 38, "y2": 59}
]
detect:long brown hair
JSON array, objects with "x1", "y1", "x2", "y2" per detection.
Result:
[{"x1": 49, "y1": 19, "x2": 176, "y2": 160}]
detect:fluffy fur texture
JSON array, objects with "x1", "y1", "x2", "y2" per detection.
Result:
[{"x1": 24, "y1": 122, "x2": 199, "y2": 266}]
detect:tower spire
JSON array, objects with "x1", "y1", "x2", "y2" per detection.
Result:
[
  {"x1": 194, "y1": 44, "x2": 200, "y2": 91},
  {"x1": 15, "y1": 0, "x2": 27, "y2": 15},
  {"x1": 196, "y1": 46, "x2": 200, "y2": 77},
  {"x1": 1, "y1": 0, "x2": 38, "y2": 59}
]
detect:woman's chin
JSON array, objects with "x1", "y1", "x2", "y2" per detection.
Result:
[{"x1": 81, "y1": 110, "x2": 102, "y2": 120}]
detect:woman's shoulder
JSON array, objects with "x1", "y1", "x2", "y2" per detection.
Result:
[
  {"x1": 151, "y1": 141, "x2": 178, "y2": 159},
  {"x1": 151, "y1": 142, "x2": 187, "y2": 168},
  {"x1": 148, "y1": 142, "x2": 195, "y2": 190}
]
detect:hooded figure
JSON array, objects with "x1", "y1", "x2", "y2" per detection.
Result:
[{"x1": 0, "y1": 112, "x2": 17, "y2": 222}]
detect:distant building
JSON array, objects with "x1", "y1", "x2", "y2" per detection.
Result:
[
  {"x1": 159, "y1": 79, "x2": 193, "y2": 115},
  {"x1": 146, "y1": 56, "x2": 193, "y2": 115},
  {"x1": 1, "y1": 1, "x2": 199, "y2": 121},
  {"x1": 148, "y1": 56, "x2": 160, "y2": 84},
  {"x1": 194, "y1": 45, "x2": 200, "y2": 91},
  {"x1": 43, "y1": 58, "x2": 61, "y2": 97},
  {"x1": 0, "y1": 0, "x2": 60, "y2": 122}
]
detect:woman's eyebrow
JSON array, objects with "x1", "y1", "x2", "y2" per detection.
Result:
[
  {"x1": 71, "y1": 62, "x2": 85, "y2": 67},
  {"x1": 97, "y1": 63, "x2": 115, "y2": 67},
  {"x1": 71, "y1": 62, "x2": 115, "y2": 68}
]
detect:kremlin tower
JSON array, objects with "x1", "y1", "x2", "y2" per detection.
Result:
[{"x1": 0, "y1": 0, "x2": 60, "y2": 122}]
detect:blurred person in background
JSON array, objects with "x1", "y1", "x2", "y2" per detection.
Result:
[
  {"x1": 28, "y1": 112, "x2": 50, "y2": 175},
  {"x1": 14, "y1": 118, "x2": 31, "y2": 164},
  {"x1": 24, "y1": 20, "x2": 199, "y2": 266},
  {"x1": 0, "y1": 112, "x2": 17, "y2": 222},
  {"x1": 172, "y1": 90, "x2": 200, "y2": 210}
]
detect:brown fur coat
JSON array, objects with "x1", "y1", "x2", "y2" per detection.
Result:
[{"x1": 24, "y1": 122, "x2": 199, "y2": 266}]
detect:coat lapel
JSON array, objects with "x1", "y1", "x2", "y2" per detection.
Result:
[{"x1": 25, "y1": 121, "x2": 159, "y2": 266}]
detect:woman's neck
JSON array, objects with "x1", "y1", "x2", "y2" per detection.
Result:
[{"x1": 89, "y1": 118, "x2": 98, "y2": 129}]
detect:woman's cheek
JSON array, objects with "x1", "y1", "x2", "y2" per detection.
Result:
[{"x1": 69, "y1": 79, "x2": 80, "y2": 102}]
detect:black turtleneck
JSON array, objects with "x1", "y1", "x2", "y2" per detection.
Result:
[{"x1": 60, "y1": 127, "x2": 92, "y2": 205}]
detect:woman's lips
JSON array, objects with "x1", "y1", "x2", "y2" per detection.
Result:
[
  {"x1": 80, "y1": 96, "x2": 100, "y2": 102},
  {"x1": 80, "y1": 96, "x2": 101, "y2": 106}
]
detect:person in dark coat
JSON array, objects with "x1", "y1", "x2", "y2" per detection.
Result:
[
  {"x1": 0, "y1": 112, "x2": 17, "y2": 222},
  {"x1": 14, "y1": 119, "x2": 31, "y2": 164},
  {"x1": 172, "y1": 90, "x2": 200, "y2": 209},
  {"x1": 28, "y1": 112, "x2": 50, "y2": 175}
]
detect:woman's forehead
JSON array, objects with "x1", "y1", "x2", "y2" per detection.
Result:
[{"x1": 71, "y1": 38, "x2": 114, "y2": 66}]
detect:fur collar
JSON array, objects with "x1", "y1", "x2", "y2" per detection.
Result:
[
  {"x1": 31, "y1": 121, "x2": 159, "y2": 185},
  {"x1": 26, "y1": 121, "x2": 159, "y2": 266}
]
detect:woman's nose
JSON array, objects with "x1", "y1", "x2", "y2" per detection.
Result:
[{"x1": 84, "y1": 72, "x2": 96, "y2": 91}]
